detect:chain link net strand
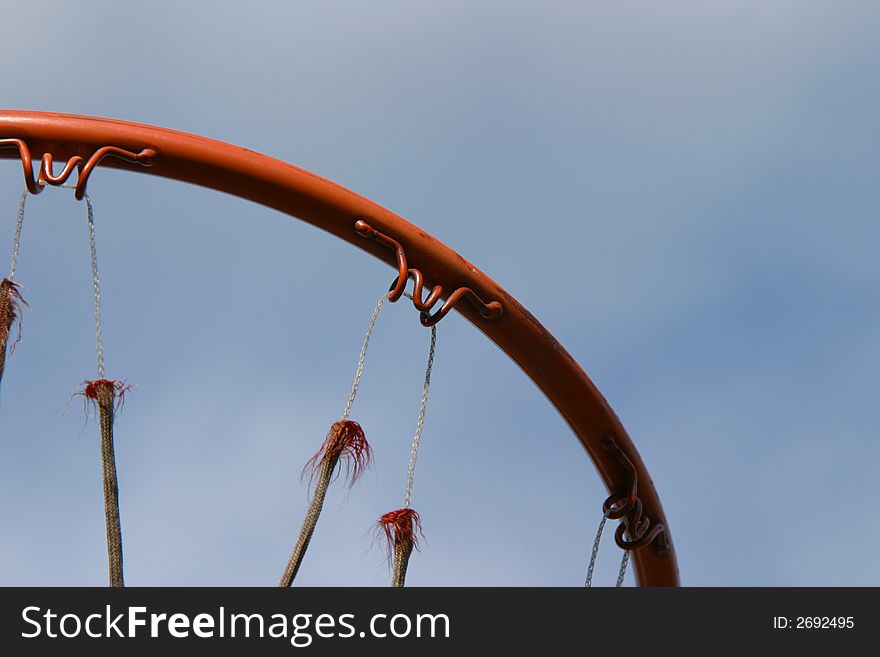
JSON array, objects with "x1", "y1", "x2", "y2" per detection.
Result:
[
  {"x1": 403, "y1": 322, "x2": 436, "y2": 509},
  {"x1": 8, "y1": 189, "x2": 27, "y2": 280},
  {"x1": 342, "y1": 291, "x2": 390, "y2": 420},
  {"x1": 31, "y1": 183, "x2": 108, "y2": 379},
  {"x1": 29, "y1": 183, "x2": 107, "y2": 379},
  {"x1": 584, "y1": 505, "x2": 630, "y2": 588},
  {"x1": 84, "y1": 192, "x2": 106, "y2": 380}
]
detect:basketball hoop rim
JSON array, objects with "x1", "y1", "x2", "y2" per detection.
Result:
[{"x1": 0, "y1": 109, "x2": 679, "y2": 586}]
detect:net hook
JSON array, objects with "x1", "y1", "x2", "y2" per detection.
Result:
[
  {"x1": 602, "y1": 435, "x2": 669, "y2": 554},
  {"x1": 0, "y1": 138, "x2": 157, "y2": 200},
  {"x1": 354, "y1": 219, "x2": 502, "y2": 326}
]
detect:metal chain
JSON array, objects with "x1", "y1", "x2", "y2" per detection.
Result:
[
  {"x1": 616, "y1": 550, "x2": 630, "y2": 587},
  {"x1": 84, "y1": 192, "x2": 105, "y2": 380},
  {"x1": 585, "y1": 509, "x2": 609, "y2": 587},
  {"x1": 26, "y1": 183, "x2": 106, "y2": 378},
  {"x1": 403, "y1": 322, "x2": 436, "y2": 509},
  {"x1": 7, "y1": 189, "x2": 28, "y2": 279},
  {"x1": 585, "y1": 506, "x2": 630, "y2": 587},
  {"x1": 341, "y1": 291, "x2": 390, "y2": 421}
]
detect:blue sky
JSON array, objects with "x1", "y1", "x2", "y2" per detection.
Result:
[{"x1": 0, "y1": 1, "x2": 878, "y2": 585}]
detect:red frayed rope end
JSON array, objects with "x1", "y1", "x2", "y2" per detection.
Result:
[
  {"x1": 377, "y1": 508, "x2": 424, "y2": 555},
  {"x1": 1, "y1": 277, "x2": 27, "y2": 309},
  {"x1": 77, "y1": 379, "x2": 134, "y2": 413},
  {"x1": 302, "y1": 420, "x2": 373, "y2": 487},
  {"x1": 0, "y1": 278, "x2": 27, "y2": 349}
]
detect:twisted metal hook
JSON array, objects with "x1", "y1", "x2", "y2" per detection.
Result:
[
  {"x1": 0, "y1": 139, "x2": 156, "y2": 200},
  {"x1": 602, "y1": 435, "x2": 669, "y2": 553},
  {"x1": 355, "y1": 219, "x2": 502, "y2": 326}
]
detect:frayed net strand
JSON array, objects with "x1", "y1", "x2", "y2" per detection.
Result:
[
  {"x1": 377, "y1": 507, "x2": 424, "y2": 553},
  {"x1": 302, "y1": 420, "x2": 373, "y2": 487}
]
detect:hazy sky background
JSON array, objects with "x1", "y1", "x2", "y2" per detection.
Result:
[{"x1": 1, "y1": 1, "x2": 878, "y2": 586}]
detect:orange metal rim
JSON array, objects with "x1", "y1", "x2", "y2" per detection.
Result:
[{"x1": 0, "y1": 110, "x2": 679, "y2": 586}]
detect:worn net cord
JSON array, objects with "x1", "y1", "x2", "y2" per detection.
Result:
[{"x1": 584, "y1": 507, "x2": 630, "y2": 587}]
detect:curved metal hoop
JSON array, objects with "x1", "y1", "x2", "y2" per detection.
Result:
[{"x1": 0, "y1": 110, "x2": 678, "y2": 586}]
